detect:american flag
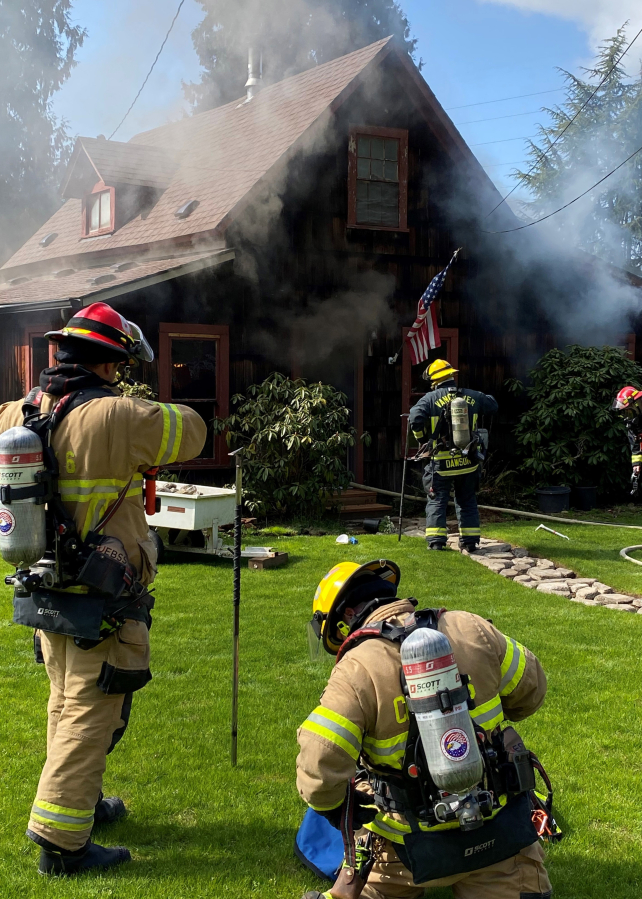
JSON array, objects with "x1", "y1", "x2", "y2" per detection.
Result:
[{"x1": 405, "y1": 249, "x2": 460, "y2": 365}]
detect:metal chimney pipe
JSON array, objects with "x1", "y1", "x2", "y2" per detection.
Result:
[{"x1": 245, "y1": 46, "x2": 263, "y2": 100}]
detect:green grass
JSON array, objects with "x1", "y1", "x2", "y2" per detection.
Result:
[
  {"x1": 484, "y1": 518, "x2": 642, "y2": 595},
  {"x1": 1, "y1": 535, "x2": 641, "y2": 897}
]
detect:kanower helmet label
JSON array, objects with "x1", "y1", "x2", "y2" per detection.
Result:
[{"x1": 440, "y1": 728, "x2": 470, "y2": 761}]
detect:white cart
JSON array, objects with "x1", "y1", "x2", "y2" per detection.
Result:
[{"x1": 146, "y1": 482, "x2": 274, "y2": 559}]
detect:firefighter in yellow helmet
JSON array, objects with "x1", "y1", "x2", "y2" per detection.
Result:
[
  {"x1": 297, "y1": 560, "x2": 554, "y2": 899},
  {"x1": 409, "y1": 359, "x2": 498, "y2": 552},
  {"x1": 0, "y1": 303, "x2": 206, "y2": 875}
]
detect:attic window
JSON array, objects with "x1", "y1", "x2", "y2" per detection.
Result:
[
  {"x1": 175, "y1": 199, "x2": 199, "y2": 219},
  {"x1": 348, "y1": 126, "x2": 408, "y2": 232},
  {"x1": 82, "y1": 185, "x2": 115, "y2": 237}
]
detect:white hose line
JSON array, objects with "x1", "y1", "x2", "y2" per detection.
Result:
[{"x1": 620, "y1": 546, "x2": 642, "y2": 566}]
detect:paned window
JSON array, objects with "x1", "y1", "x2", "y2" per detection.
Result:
[
  {"x1": 159, "y1": 323, "x2": 229, "y2": 468},
  {"x1": 348, "y1": 126, "x2": 408, "y2": 232},
  {"x1": 82, "y1": 185, "x2": 114, "y2": 237}
]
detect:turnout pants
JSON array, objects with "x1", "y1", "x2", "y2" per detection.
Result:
[
  {"x1": 28, "y1": 620, "x2": 150, "y2": 851},
  {"x1": 361, "y1": 836, "x2": 551, "y2": 899},
  {"x1": 424, "y1": 469, "x2": 481, "y2": 547}
]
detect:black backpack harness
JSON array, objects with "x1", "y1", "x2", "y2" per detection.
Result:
[
  {"x1": 8, "y1": 387, "x2": 154, "y2": 646},
  {"x1": 336, "y1": 607, "x2": 561, "y2": 883}
]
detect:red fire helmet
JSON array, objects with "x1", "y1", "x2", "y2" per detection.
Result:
[
  {"x1": 46, "y1": 303, "x2": 153, "y2": 364},
  {"x1": 613, "y1": 385, "x2": 642, "y2": 412}
]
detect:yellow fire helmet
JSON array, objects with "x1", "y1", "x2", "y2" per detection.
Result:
[
  {"x1": 423, "y1": 358, "x2": 458, "y2": 384},
  {"x1": 309, "y1": 559, "x2": 401, "y2": 656}
]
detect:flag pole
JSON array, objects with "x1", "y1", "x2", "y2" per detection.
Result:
[
  {"x1": 388, "y1": 247, "x2": 463, "y2": 364},
  {"x1": 229, "y1": 446, "x2": 244, "y2": 767},
  {"x1": 398, "y1": 415, "x2": 411, "y2": 542}
]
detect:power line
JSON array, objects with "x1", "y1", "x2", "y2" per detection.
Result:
[
  {"x1": 470, "y1": 136, "x2": 532, "y2": 147},
  {"x1": 485, "y1": 24, "x2": 642, "y2": 219},
  {"x1": 446, "y1": 88, "x2": 563, "y2": 110},
  {"x1": 482, "y1": 142, "x2": 642, "y2": 234},
  {"x1": 455, "y1": 109, "x2": 545, "y2": 126},
  {"x1": 108, "y1": 0, "x2": 186, "y2": 140}
]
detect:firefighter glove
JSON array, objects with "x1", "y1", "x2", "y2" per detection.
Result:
[{"x1": 318, "y1": 791, "x2": 378, "y2": 830}]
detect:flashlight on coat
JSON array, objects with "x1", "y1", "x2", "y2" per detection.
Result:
[{"x1": 143, "y1": 467, "x2": 159, "y2": 515}]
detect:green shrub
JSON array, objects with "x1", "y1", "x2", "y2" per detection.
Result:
[
  {"x1": 508, "y1": 345, "x2": 642, "y2": 496},
  {"x1": 214, "y1": 373, "x2": 366, "y2": 518}
]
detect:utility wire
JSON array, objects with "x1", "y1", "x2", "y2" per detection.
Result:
[
  {"x1": 471, "y1": 135, "x2": 532, "y2": 147},
  {"x1": 446, "y1": 87, "x2": 563, "y2": 110},
  {"x1": 485, "y1": 24, "x2": 642, "y2": 219},
  {"x1": 455, "y1": 108, "x2": 543, "y2": 126},
  {"x1": 482, "y1": 142, "x2": 642, "y2": 234},
  {"x1": 108, "y1": 0, "x2": 186, "y2": 140}
]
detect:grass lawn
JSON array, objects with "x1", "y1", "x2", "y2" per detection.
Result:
[{"x1": 1, "y1": 534, "x2": 641, "y2": 898}]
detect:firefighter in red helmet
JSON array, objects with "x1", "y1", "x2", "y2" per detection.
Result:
[
  {"x1": 613, "y1": 386, "x2": 642, "y2": 495},
  {"x1": 0, "y1": 303, "x2": 206, "y2": 875}
]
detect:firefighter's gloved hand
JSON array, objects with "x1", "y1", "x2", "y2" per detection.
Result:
[
  {"x1": 632, "y1": 466, "x2": 641, "y2": 495},
  {"x1": 317, "y1": 792, "x2": 378, "y2": 830}
]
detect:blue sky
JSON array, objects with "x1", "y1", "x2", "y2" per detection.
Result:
[{"x1": 53, "y1": 0, "x2": 642, "y2": 200}]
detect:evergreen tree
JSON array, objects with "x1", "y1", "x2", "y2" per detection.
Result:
[
  {"x1": 185, "y1": 0, "x2": 417, "y2": 112},
  {"x1": 0, "y1": 1, "x2": 86, "y2": 263},
  {"x1": 515, "y1": 26, "x2": 642, "y2": 272}
]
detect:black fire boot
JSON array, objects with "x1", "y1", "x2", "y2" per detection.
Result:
[
  {"x1": 427, "y1": 541, "x2": 445, "y2": 550},
  {"x1": 29, "y1": 832, "x2": 131, "y2": 876},
  {"x1": 94, "y1": 794, "x2": 127, "y2": 826},
  {"x1": 302, "y1": 892, "x2": 331, "y2": 899},
  {"x1": 460, "y1": 539, "x2": 480, "y2": 553}
]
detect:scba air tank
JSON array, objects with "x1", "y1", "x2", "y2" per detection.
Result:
[
  {"x1": 401, "y1": 628, "x2": 483, "y2": 795},
  {"x1": 0, "y1": 427, "x2": 46, "y2": 569},
  {"x1": 450, "y1": 396, "x2": 471, "y2": 449}
]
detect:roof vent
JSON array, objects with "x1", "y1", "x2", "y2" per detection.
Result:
[
  {"x1": 175, "y1": 199, "x2": 200, "y2": 219},
  {"x1": 39, "y1": 232, "x2": 58, "y2": 248},
  {"x1": 88, "y1": 273, "x2": 117, "y2": 286},
  {"x1": 8, "y1": 276, "x2": 30, "y2": 286},
  {"x1": 245, "y1": 46, "x2": 263, "y2": 101},
  {"x1": 54, "y1": 268, "x2": 75, "y2": 278},
  {"x1": 112, "y1": 261, "x2": 140, "y2": 272}
]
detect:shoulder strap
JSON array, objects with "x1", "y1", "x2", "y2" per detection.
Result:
[{"x1": 336, "y1": 607, "x2": 444, "y2": 664}]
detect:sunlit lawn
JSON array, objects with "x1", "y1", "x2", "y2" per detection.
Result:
[{"x1": 1, "y1": 534, "x2": 641, "y2": 897}]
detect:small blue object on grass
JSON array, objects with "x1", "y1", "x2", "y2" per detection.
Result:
[{"x1": 294, "y1": 808, "x2": 343, "y2": 881}]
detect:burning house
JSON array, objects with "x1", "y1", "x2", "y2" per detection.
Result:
[{"x1": 0, "y1": 37, "x2": 640, "y2": 490}]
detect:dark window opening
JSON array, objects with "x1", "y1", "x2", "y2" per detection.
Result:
[{"x1": 356, "y1": 136, "x2": 400, "y2": 227}]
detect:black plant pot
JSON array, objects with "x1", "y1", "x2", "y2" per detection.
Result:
[
  {"x1": 571, "y1": 486, "x2": 597, "y2": 512},
  {"x1": 363, "y1": 518, "x2": 381, "y2": 534},
  {"x1": 535, "y1": 486, "x2": 571, "y2": 514}
]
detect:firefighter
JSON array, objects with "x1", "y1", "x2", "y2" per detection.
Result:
[
  {"x1": 613, "y1": 386, "x2": 642, "y2": 495},
  {"x1": 0, "y1": 303, "x2": 206, "y2": 875},
  {"x1": 409, "y1": 359, "x2": 498, "y2": 551},
  {"x1": 298, "y1": 560, "x2": 552, "y2": 899}
]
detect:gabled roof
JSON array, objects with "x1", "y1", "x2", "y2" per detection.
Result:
[
  {"x1": 60, "y1": 137, "x2": 177, "y2": 198},
  {"x1": 1, "y1": 37, "x2": 508, "y2": 281}
]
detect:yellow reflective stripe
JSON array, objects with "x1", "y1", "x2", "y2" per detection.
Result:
[
  {"x1": 459, "y1": 528, "x2": 481, "y2": 536},
  {"x1": 61, "y1": 476, "x2": 143, "y2": 488},
  {"x1": 155, "y1": 403, "x2": 172, "y2": 465},
  {"x1": 426, "y1": 528, "x2": 447, "y2": 536},
  {"x1": 470, "y1": 694, "x2": 504, "y2": 731},
  {"x1": 154, "y1": 403, "x2": 184, "y2": 466},
  {"x1": 435, "y1": 465, "x2": 479, "y2": 477},
  {"x1": 365, "y1": 796, "x2": 509, "y2": 843},
  {"x1": 363, "y1": 731, "x2": 408, "y2": 768},
  {"x1": 500, "y1": 638, "x2": 527, "y2": 697},
  {"x1": 63, "y1": 487, "x2": 142, "y2": 503},
  {"x1": 431, "y1": 416, "x2": 439, "y2": 433},
  {"x1": 309, "y1": 800, "x2": 343, "y2": 812},
  {"x1": 633, "y1": 455, "x2": 642, "y2": 463},
  {"x1": 412, "y1": 429, "x2": 424, "y2": 439},
  {"x1": 167, "y1": 404, "x2": 183, "y2": 464},
  {"x1": 434, "y1": 451, "x2": 451, "y2": 460},
  {"x1": 473, "y1": 413, "x2": 478, "y2": 430},
  {"x1": 31, "y1": 801, "x2": 94, "y2": 832},
  {"x1": 301, "y1": 706, "x2": 362, "y2": 761}
]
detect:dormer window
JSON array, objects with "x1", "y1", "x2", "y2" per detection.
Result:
[{"x1": 82, "y1": 184, "x2": 115, "y2": 237}]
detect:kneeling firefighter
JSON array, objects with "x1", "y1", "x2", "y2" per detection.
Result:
[
  {"x1": 409, "y1": 359, "x2": 497, "y2": 551},
  {"x1": 613, "y1": 386, "x2": 642, "y2": 495},
  {"x1": 296, "y1": 560, "x2": 558, "y2": 899},
  {"x1": 0, "y1": 303, "x2": 206, "y2": 874}
]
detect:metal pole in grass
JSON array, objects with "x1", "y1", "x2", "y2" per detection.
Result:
[
  {"x1": 229, "y1": 447, "x2": 244, "y2": 766},
  {"x1": 398, "y1": 415, "x2": 411, "y2": 542}
]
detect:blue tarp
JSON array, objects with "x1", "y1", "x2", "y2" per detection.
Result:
[{"x1": 294, "y1": 808, "x2": 344, "y2": 881}]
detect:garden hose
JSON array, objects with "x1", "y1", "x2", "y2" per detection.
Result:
[{"x1": 620, "y1": 546, "x2": 642, "y2": 566}]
